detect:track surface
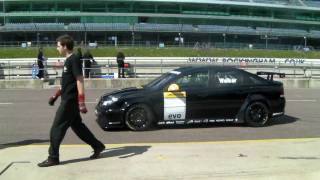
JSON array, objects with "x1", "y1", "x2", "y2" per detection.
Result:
[{"x1": 1, "y1": 88, "x2": 319, "y2": 146}]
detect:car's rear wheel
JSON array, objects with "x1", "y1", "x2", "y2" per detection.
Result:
[
  {"x1": 125, "y1": 104, "x2": 154, "y2": 131},
  {"x1": 245, "y1": 101, "x2": 270, "y2": 127}
]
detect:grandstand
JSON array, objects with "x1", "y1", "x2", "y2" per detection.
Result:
[{"x1": 0, "y1": 0, "x2": 319, "y2": 49}]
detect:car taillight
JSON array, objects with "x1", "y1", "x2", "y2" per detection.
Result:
[{"x1": 280, "y1": 86, "x2": 285, "y2": 98}]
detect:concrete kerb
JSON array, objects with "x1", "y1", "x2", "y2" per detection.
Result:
[{"x1": 1, "y1": 78, "x2": 320, "y2": 89}]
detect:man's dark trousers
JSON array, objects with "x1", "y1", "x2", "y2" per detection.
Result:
[{"x1": 48, "y1": 100, "x2": 104, "y2": 159}]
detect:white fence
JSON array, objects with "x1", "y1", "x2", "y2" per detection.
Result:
[{"x1": 1, "y1": 57, "x2": 320, "y2": 79}]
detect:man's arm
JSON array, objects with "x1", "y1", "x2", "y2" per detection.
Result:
[
  {"x1": 76, "y1": 76, "x2": 85, "y2": 95},
  {"x1": 77, "y1": 76, "x2": 87, "y2": 113}
]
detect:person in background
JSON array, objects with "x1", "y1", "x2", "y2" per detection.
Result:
[
  {"x1": 38, "y1": 35, "x2": 105, "y2": 167},
  {"x1": 116, "y1": 52, "x2": 125, "y2": 78},
  {"x1": 83, "y1": 49, "x2": 95, "y2": 78},
  {"x1": 36, "y1": 47, "x2": 45, "y2": 79}
]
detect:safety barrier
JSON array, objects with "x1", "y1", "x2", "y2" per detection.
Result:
[{"x1": 1, "y1": 57, "x2": 320, "y2": 80}]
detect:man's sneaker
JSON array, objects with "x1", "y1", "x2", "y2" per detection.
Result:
[
  {"x1": 38, "y1": 158, "x2": 60, "y2": 167},
  {"x1": 90, "y1": 145, "x2": 105, "y2": 159}
]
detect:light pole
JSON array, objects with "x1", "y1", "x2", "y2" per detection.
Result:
[
  {"x1": 222, "y1": 33, "x2": 226, "y2": 49},
  {"x1": 304, "y1": 36, "x2": 307, "y2": 48},
  {"x1": 37, "y1": 32, "x2": 40, "y2": 47},
  {"x1": 265, "y1": 35, "x2": 268, "y2": 49},
  {"x1": 84, "y1": 23, "x2": 87, "y2": 48},
  {"x1": 3, "y1": 0, "x2": 5, "y2": 25},
  {"x1": 131, "y1": 31, "x2": 135, "y2": 46}
]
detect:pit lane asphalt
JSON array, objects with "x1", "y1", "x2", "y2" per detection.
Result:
[{"x1": 1, "y1": 88, "x2": 320, "y2": 145}]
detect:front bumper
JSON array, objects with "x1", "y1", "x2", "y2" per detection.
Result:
[{"x1": 95, "y1": 105, "x2": 125, "y2": 130}]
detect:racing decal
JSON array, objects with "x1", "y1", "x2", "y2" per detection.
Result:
[
  {"x1": 163, "y1": 91, "x2": 186, "y2": 121},
  {"x1": 164, "y1": 92, "x2": 186, "y2": 98},
  {"x1": 218, "y1": 78, "x2": 237, "y2": 84}
]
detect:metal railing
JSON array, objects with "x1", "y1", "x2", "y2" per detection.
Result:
[{"x1": 1, "y1": 58, "x2": 320, "y2": 80}]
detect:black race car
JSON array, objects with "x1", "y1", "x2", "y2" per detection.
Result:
[{"x1": 95, "y1": 66, "x2": 285, "y2": 131}]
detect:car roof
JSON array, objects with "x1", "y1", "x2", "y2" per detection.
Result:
[{"x1": 174, "y1": 65, "x2": 238, "y2": 74}]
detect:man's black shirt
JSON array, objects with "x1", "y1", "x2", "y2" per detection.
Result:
[{"x1": 61, "y1": 54, "x2": 82, "y2": 101}]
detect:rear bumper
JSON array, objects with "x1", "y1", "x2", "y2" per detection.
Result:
[{"x1": 271, "y1": 97, "x2": 285, "y2": 117}]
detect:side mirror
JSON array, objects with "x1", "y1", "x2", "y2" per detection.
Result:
[{"x1": 167, "y1": 84, "x2": 180, "y2": 92}]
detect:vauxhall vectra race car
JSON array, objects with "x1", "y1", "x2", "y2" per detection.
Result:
[{"x1": 95, "y1": 66, "x2": 285, "y2": 131}]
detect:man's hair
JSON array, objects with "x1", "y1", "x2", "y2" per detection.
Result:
[
  {"x1": 116, "y1": 52, "x2": 125, "y2": 59},
  {"x1": 57, "y1": 34, "x2": 74, "y2": 50}
]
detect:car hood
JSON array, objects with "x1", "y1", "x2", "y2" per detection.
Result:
[{"x1": 102, "y1": 87, "x2": 145, "y2": 98}]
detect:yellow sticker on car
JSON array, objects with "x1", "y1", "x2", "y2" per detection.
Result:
[{"x1": 163, "y1": 92, "x2": 186, "y2": 98}]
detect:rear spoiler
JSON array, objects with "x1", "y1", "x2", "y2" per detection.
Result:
[{"x1": 257, "y1": 71, "x2": 285, "y2": 81}]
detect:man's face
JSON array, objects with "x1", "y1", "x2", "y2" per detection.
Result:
[{"x1": 56, "y1": 42, "x2": 66, "y2": 56}]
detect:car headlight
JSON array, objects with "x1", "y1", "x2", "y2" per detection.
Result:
[{"x1": 102, "y1": 96, "x2": 119, "y2": 106}]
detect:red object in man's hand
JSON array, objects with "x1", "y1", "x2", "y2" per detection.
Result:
[
  {"x1": 78, "y1": 94, "x2": 88, "y2": 114},
  {"x1": 48, "y1": 89, "x2": 61, "y2": 106}
]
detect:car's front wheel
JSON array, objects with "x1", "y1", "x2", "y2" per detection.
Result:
[
  {"x1": 125, "y1": 104, "x2": 154, "y2": 131},
  {"x1": 245, "y1": 101, "x2": 270, "y2": 127}
]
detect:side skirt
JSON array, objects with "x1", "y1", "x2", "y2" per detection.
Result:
[{"x1": 157, "y1": 118, "x2": 242, "y2": 125}]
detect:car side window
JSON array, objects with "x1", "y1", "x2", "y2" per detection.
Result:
[{"x1": 174, "y1": 71, "x2": 209, "y2": 89}]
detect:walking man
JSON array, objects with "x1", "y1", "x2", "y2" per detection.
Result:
[{"x1": 38, "y1": 35, "x2": 105, "y2": 167}]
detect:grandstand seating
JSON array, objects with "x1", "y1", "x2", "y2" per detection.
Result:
[
  {"x1": 227, "y1": 26, "x2": 257, "y2": 35},
  {"x1": 271, "y1": 28, "x2": 307, "y2": 37},
  {"x1": 253, "y1": 0, "x2": 302, "y2": 6},
  {"x1": 0, "y1": 23, "x2": 67, "y2": 32},
  {"x1": 256, "y1": 27, "x2": 271, "y2": 34},
  {"x1": 157, "y1": 24, "x2": 181, "y2": 32},
  {"x1": 134, "y1": 24, "x2": 178, "y2": 32},
  {"x1": 111, "y1": 23, "x2": 131, "y2": 31},
  {"x1": 304, "y1": 0, "x2": 320, "y2": 7},
  {"x1": 227, "y1": 0, "x2": 250, "y2": 2},
  {"x1": 83, "y1": 23, "x2": 131, "y2": 31},
  {"x1": 0, "y1": 0, "x2": 319, "y2": 49},
  {"x1": 2, "y1": 23, "x2": 36, "y2": 31},
  {"x1": 1, "y1": 22, "x2": 315, "y2": 39},
  {"x1": 68, "y1": 23, "x2": 85, "y2": 31},
  {"x1": 181, "y1": 24, "x2": 194, "y2": 32},
  {"x1": 134, "y1": 23, "x2": 158, "y2": 32},
  {"x1": 35, "y1": 23, "x2": 65, "y2": 31},
  {"x1": 197, "y1": 25, "x2": 228, "y2": 33},
  {"x1": 310, "y1": 30, "x2": 320, "y2": 38},
  {"x1": 86, "y1": 23, "x2": 108, "y2": 31}
]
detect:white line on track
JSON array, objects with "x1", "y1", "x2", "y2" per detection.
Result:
[
  {"x1": 0, "y1": 102, "x2": 13, "y2": 105},
  {"x1": 287, "y1": 99, "x2": 317, "y2": 102}
]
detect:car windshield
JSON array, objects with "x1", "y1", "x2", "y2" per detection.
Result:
[{"x1": 144, "y1": 72, "x2": 176, "y2": 88}]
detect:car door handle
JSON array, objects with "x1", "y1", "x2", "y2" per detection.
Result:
[{"x1": 198, "y1": 94, "x2": 208, "y2": 98}]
